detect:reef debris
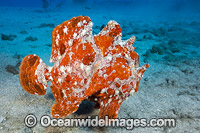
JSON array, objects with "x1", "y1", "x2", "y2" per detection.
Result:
[
  {"x1": 20, "y1": 30, "x2": 28, "y2": 34},
  {"x1": 38, "y1": 23, "x2": 55, "y2": 28},
  {"x1": 1, "y1": 34, "x2": 17, "y2": 41},
  {"x1": 5, "y1": 65, "x2": 19, "y2": 75},
  {"x1": 19, "y1": 16, "x2": 149, "y2": 119},
  {"x1": 24, "y1": 36, "x2": 38, "y2": 42}
]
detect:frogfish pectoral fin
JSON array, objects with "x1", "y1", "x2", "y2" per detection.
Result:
[
  {"x1": 51, "y1": 101, "x2": 81, "y2": 118},
  {"x1": 135, "y1": 64, "x2": 150, "y2": 92},
  {"x1": 19, "y1": 54, "x2": 50, "y2": 95},
  {"x1": 99, "y1": 97, "x2": 123, "y2": 119}
]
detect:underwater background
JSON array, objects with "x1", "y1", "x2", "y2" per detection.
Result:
[{"x1": 0, "y1": 0, "x2": 200, "y2": 132}]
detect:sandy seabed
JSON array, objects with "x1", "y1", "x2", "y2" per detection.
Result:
[{"x1": 0, "y1": 6, "x2": 200, "y2": 133}]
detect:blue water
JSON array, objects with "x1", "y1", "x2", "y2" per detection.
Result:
[
  {"x1": 0, "y1": 0, "x2": 199, "y2": 64},
  {"x1": 0, "y1": 0, "x2": 200, "y2": 132}
]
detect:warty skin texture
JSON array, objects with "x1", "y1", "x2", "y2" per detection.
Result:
[{"x1": 19, "y1": 16, "x2": 149, "y2": 119}]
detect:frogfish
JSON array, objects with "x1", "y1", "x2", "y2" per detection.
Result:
[{"x1": 19, "y1": 16, "x2": 149, "y2": 119}]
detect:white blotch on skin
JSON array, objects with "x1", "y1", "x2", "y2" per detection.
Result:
[
  {"x1": 60, "y1": 65, "x2": 65, "y2": 73},
  {"x1": 130, "y1": 89, "x2": 135, "y2": 96},
  {"x1": 74, "y1": 81, "x2": 77, "y2": 85},
  {"x1": 58, "y1": 78, "x2": 62, "y2": 83},
  {"x1": 68, "y1": 39, "x2": 73, "y2": 46},
  {"x1": 115, "y1": 90, "x2": 119, "y2": 95},
  {"x1": 55, "y1": 34, "x2": 60, "y2": 46},
  {"x1": 83, "y1": 20, "x2": 87, "y2": 24},
  {"x1": 103, "y1": 74, "x2": 108, "y2": 79},
  {"x1": 80, "y1": 63, "x2": 84, "y2": 70},
  {"x1": 63, "y1": 27, "x2": 68, "y2": 34},
  {"x1": 73, "y1": 33, "x2": 77, "y2": 39},
  {"x1": 108, "y1": 99, "x2": 112, "y2": 103},
  {"x1": 66, "y1": 66, "x2": 72, "y2": 73},
  {"x1": 77, "y1": 21, "x2": 82, "y2": 27},
  {"x1": 105, "y1": 54, "x2": 112, "y2": 62}
]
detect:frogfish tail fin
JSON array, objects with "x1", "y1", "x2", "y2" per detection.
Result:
[{"x1": 19, "y1": 54, "x2": 50, "y2": 95}]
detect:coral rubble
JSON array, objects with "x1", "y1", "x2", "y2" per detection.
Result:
[
  {"x1": 24, "y1": 36, "x2": 38, "y2": 42},
  {"x1": 1, "y1": 34, "x2": 17, "y2": 41},
  {"x1": 19, "y1": 16, "x2": 149, "y2": 119},
  {"x1": 5, "y1": 65, "x2": 19, "y2": 75}
]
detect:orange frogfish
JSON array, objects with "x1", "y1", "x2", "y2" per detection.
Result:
[{"x1": 19, "y1": 16, "x2": 149, "y2": 119}]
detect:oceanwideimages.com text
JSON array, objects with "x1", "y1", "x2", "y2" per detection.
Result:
[{"x1": 25, "y1": 114, "x2": 176, "y2": 129}]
